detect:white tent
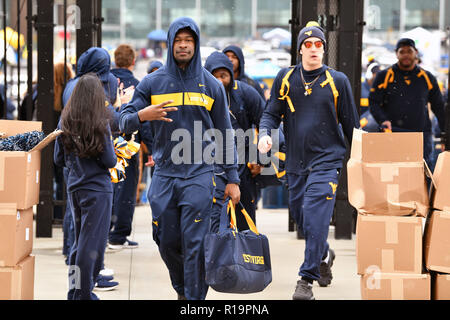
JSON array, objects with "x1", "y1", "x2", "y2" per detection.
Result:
[
  {"x1": 262, "y1": 28, "x2": 291, "y2": 41},
  {"x1": 401, "y1": 27, "x2": 441, "y2": 74}
]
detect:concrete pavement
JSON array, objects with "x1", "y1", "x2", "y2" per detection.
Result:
[{"x1": 33, "y1": 204, "x2": 361, "y2": 300}]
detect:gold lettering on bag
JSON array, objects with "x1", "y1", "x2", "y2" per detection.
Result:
[{"x1": 242, "y1": 254, "x2": 265, "y2": 265}]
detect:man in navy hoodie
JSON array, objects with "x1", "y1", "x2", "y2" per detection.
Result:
[
  {"x1": 119, "y1": 17, "x2": 240, "y2": 300},
  {"x1": 223, "y1": 45, "x2": 266, "y2": 99},
  {"x1": 258, "y1": 22, "x2": 359, "y2": 300},
  {"x1": 204, "y1": 51, "x2": 266, "y2": 232}
]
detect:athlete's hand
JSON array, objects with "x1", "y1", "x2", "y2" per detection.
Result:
[
  {"x1": 138, "y1": 100, "x2": 178, "y2": 122},
  {"x1": 258, "y1": 135, "x2": 273, "y2": 154},
  {"x1": 119, "y1": 83, "x2": 135, "y2": 105},
  {"x1": 248, "y1": 163, "x2": 263, "y2": 177},
  {"x1": 224, "y1": 183, "x2": 240, "y2": 205},
  {"x1": 381, "y1": 120, "x2": 392, "y2": 132}
]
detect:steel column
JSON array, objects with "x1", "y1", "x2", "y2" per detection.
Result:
[{"x1": 35, "y1": 0, "x2": 55, "y2": 238}]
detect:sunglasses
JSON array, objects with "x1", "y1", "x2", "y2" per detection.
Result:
[{"x1": 303, "y1": 41, "x2": 324, "y2": 49}]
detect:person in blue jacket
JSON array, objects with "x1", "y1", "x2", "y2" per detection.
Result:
[
  {"x1": 119, "y1": 17, "x2": 240, "y2": 300},
  {"x1": 369, "y1": 38, "x2": 446, "y2": 171},
  {"x1": 54, "y1": 73, "x2": 117, "y2": 300},
  {"x1": 258, "y1": 22, "x2": 359, "y2": 300},
  {"x1": 108, "y1": 44, "x2": 144, "y2": 250},
  {"x1": 147, "y1": 60, "x2": 163, "y2": 74},
  {"x1": 223, "y1": 45, "x2": 266, "y2": 99},
  {"x1": 359, "y1": 59, "x2": 381, "y2": 132},
  {"x1": 0, "y1": 84, "x2": 16, "y2": 119},
  {"x1": 60, "y1": 47, "x2": 123, "y2": 290},
  {"x1": 204, "y1": 51, "x2": 265, "y2": 232}
]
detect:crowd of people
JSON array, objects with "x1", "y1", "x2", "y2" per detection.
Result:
[{"x1": 2, "y1": 15, "x2": 447, "y2": 300}]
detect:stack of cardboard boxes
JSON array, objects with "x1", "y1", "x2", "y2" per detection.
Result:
[
  {"x1": 0, "y1": 120, "x2": 60, "y2": 300},
  {"x1": 348, "y1": 129, "x2": 433, "y2": 300},
  {"x1": 426, "y1": 151, "x2": 450, "y2": 300}
]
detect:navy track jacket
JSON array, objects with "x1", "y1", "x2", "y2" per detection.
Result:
[
  {"x1": 119, "y1": 17, "x2": 239, "y2": 183},
  {"x1": 369, "y1": 63, "x2": 445, "y2": 132},
  {"x1": 259, "y1": 64, "x2": 359, "y2": 175},
  {"x1": 54, "y1": 124, "x2": 117, "y2": 194},
  {"x1": 204, "y1": 51, "x2": 265, "y2": 175}
]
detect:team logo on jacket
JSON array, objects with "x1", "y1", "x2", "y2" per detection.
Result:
[{"x1": 327, "y1": 182, "x2": 338, "y2": 200}]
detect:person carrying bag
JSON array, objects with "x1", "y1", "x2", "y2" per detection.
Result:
[{"x1": 204, "y1": 200, "x2": 272, "y2": 294}]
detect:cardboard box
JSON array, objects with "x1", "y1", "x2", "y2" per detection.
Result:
[
  {"x1": 0, "y1": 120, "x2": 61, "y2": 209},
  {"x1": 0, "y1": 204, "x2": 33, "y2": 267},
  {"x1": 0, "y1": 255, "x2": 35, "y2": 300},
  {"x1": 431, "y1": 152, "x2": 450, "y2": 211},
  {"x1": 347, "y1": 129, "x2": 429, "y2": 217},
  {"x1": 356, "y1": 214, "x2": 423, "y2": 275},
  {"x1": 433, "y1": 273, "x2": 450, "y2": 300},
  {"x1": 361, "y1": 272, "x2": 430, "y2": 300},
  {"x1": 424, "y1": 210, "x2": 450, "y2": 273}
]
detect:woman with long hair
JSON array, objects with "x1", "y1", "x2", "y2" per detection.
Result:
[
  {"x1": 54, "y1": 73, "x2": 117, "y2": 300},
  {"x1": 18, "y1": 61, "x2": 74, "y2": 121}
]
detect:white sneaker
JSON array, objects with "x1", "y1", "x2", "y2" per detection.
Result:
[
  {"x1": 108, "y1": 243, "x2": 124, "y2": 250},
  {"x1": 108, "y1": 239, "x2": 139, "y2": 250},
  {"x1": 99, "y1": 268, "x2": 114, "y2": 277}
]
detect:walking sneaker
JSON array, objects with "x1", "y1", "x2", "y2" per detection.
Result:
[
  {"x1": 97, "y1": 274, "x2": 114, "y2": 282},
  {"x1": 108, "y1": 239, "x2": 139, "y2": 250},
  {"x1": 122, "y1": 239, "x2": 139, "y2": 249},
  {"x1": 99, "y1": 268, "x2": 114, "y2": 277},
  {"x1": 318, "y1": 249, "x2": 336, "y2": 287},
  {"x1": 93, "y1": 278, "x2": 119, "y2": 292},
  {"x1": 293, "y1": 279, "x2": 315, "y2": 300}
]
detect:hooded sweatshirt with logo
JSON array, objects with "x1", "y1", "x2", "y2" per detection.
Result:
[
  {"x1": 119, "y1": 17, "x2": 239, "y2": 183},
  {"x1": 222, "y1": 45, "x2": 266, "y2": 99},
  {"x1": 204, "y1": 51, "x2": 265, "y2": 174}
]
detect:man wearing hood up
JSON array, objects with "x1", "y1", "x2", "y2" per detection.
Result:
[
  {"x1": 223, "y1": 45, "x2": 266, "y2": 99},
  {"x1": 119, "y1": 17, "x2": 240, "y2": 300},
  {"x1": 258, "y1": 22, "x2": 359, "y2": 300},
  {"x1": 204, "y1": 51, "x2": 266, "y2": 232}
]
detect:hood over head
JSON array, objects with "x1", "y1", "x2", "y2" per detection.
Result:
[
  {"x1": 166, "y1": 17, "x2": 202, "y2": 78},
  {"x1": 222, "y1": 45, "x2": 245, "y2": 80},
  {"x1": 76, "y1": 47, "x2": 112, "y2": 82},
  {"x1": 204, "y1": 51, "x2": 234, "y2": 84},
  {"x1": 147, "y1": 60, "x2": 163, "y2": 73}
]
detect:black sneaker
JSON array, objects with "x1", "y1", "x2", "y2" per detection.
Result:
[
  {"x1": 318, "y1": 249, "x2": 335, "y2": 287},
  {"x1": 292, "y1": 279, "x2": 315, "y2": 300}
]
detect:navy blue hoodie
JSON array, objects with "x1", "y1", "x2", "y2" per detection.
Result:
[
  {"x1": 63, "y1": 47, "x2": 118, "y2": 106},
  {"x1": 222, "y1": 45, "x2": 266, "y2": 99},
  {"x1": 62, "y1": 47, "x2": 120, "y2": 133},
  {"x1": 259, "y1": 64, "x2": 359, "y2": 175},
  {"x1": 204, "y1": 51, "x2": 265, "y2": 174},
  {"x1": 148, "y1": 60, "x2": 163, "y2": 74},
  {"x1": 111, "y1": 68, "x2": 140, "y2": 89},
  {"x1": 119, "y1": 17, "x2": 239, "y2": 183}
]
